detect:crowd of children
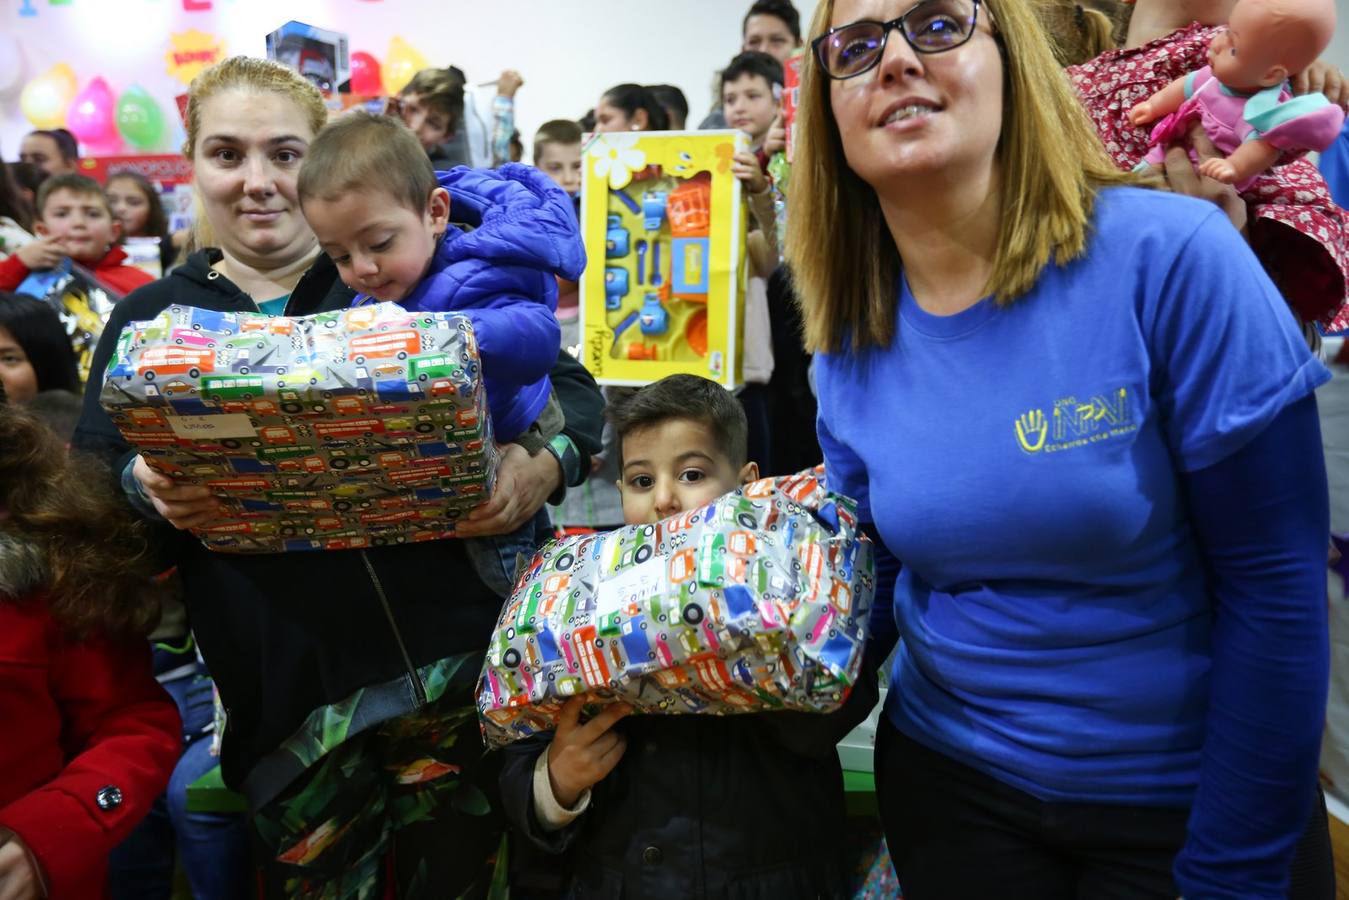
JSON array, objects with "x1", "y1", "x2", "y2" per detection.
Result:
[{"x1": 1, "y1": 0, "x2": 1348, "y2": 896}]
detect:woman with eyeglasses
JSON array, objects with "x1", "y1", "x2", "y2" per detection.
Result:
[{"x1": 789, "y1": 1, "x2": 1331, "y2": 898}]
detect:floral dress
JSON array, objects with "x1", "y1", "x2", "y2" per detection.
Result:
[{"x1": 1069, "y1": 22, "x2": 1349, "y2": 332}]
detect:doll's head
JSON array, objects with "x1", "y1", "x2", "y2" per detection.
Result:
[{"x1": 1208, "y1": 0, "x2": 1336, "y2": 91}]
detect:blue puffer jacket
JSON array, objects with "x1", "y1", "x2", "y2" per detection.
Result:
[{"x1": 391, "y1": 164, "x2": 584, "y2": 442}]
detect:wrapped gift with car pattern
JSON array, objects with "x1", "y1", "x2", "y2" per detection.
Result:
[
  {"x1": 477, "y1": 470, "x2": 874, "y2": 748},
  {"x1": 100, "y1": 302, "x2": 498, "y2": 553}
]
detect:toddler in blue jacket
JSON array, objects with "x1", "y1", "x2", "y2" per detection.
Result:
[{"x1": 298, "y1": 111, "x2": 583, "y2": 443}]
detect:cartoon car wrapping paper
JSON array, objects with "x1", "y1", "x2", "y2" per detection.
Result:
[
  {"x1": 100, "y1": 303, "x2": 499, "y2": 553},
  {"x1": 477, "y1": 470, "x2": 875, "y2": 747}
]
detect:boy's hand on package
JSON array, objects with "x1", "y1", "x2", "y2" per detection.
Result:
[
  {"x1": 731, "y1": 151, "x2": 769, "y2": 195},
  {"x1": 763, "y1": 114, "x2": 786, "y2": 157},
  {"x1": 548, "y1": 697, "x2": 632, "y2": 808},
  {"x1": 15, "y1": 236, "x2": 65, "y2": 272},
  {"x1": 456, "y1": 443, "x2": 561, "y2": 538},
  {"x1": 498, "y1": 70, "x2": 524, "y2": 99},
  {"x1": 1294, "y1": 61, "x2": 1349, "y2": 108},
  {"x1": 133, "y1": 455, "x2": 221, "y2": 530},
  {"x1": 0, "y1": 837, "x2": 43, "y2": 900}
]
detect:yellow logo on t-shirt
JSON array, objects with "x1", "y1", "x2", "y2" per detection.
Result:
[{"x1": 1015, "y1": 388, "x2": 1137, "y2": 455}]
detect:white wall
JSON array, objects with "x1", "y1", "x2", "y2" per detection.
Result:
[
  {"x1": 1323, "y1": 2, "x2": 1349, "y2": 73},
  {"x1": 9, "y1": 0, "x2": 1349, "y2": 168},
  {"x1": 0, "y1": 0, "x2": 821, "y2": 162}
]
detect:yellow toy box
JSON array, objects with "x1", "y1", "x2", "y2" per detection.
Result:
[{"x1": 579, "y1": 130, "x2": 749, "y2": 388}]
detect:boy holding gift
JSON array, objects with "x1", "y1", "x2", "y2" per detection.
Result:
[
  {"x1": 297, "y1": 111, "x2": 579, "y2": 450},
  {"x1": 499, "y1": 374, "x2": 879, "y2": 897},
  {"x1": 0, "y1": 174, "x2": 154, "y2": 296}
]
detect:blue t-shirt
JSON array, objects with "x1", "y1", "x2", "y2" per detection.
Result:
[{"x1": 815, "y1": 187, "x2": 1329, "y2": 806}]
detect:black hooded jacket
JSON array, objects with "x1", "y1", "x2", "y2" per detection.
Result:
[{"x1": 73, "y1": 250, "x2": 603, "y2": 804}]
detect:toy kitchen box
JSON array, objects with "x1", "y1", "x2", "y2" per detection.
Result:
[
  {"x1": 580, "y1": 130, "x2": 749, "y2": 388},
  {"x1": 99, "y1": 303, "x2": 498, "y2": 554}
]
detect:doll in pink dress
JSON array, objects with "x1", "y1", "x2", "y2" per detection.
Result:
[{"x1": 1129, "y1": 0, "x2": 1343, "y2": 191}]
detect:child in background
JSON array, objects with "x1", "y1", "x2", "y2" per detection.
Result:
[
  {"x1": 1066, "y1": 0, "x2": 1349, "y2": 337},
  {"x1": 647, "y1": 84, "x2": 690, "y2": 130},
  {"x1": 594, "y1": 84, "x2": 669, "y2": 133},
  {"x1": 297, "y1": 112, "x2": 575, "y2": 447},
  {"x1": 531, "y1": 118, "x2": 627, "y2": 534},
  {"x1": 534, "y1": 119, "x2": 583, "y2": 200},
  {"x1": 724, "y1": 51, "x2": 783, "y2": 466},
  {"x1": 106, "y1": 172, "x2": 176, "y2": 275},
  {"x1": 0, "y1": 394, "x2": 179, "y2": 899},
  {"x1": 397, "y1": 67, "x2": 469, "y2": 168},
  {"x1": 0, "y1": 293, "x2": 81, "y2": 438},
  {"x1": 0, "y1": 174, "x2": 154, "y2": 296},
  {"x1": 400, "y1": 66, "x2": 525, "y2": 170},
  {"x1": 500, "y1": 374, "x2": 871, "y2": 898},
  {"x1": 724, "y1": 51, "x2": 784, "y2": 281}
]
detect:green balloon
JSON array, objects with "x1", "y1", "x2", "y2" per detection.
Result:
[{"x1": 115, "y1": 85, "x2": 166, "y2": 150}]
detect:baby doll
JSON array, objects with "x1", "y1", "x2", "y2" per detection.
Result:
[{"x1": 1129, "y1": 0, "x2": 1343, "y2": 189}]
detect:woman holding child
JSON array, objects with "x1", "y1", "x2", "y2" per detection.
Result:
[
  {"x1": 789, "y1": 1, "x2": 1330, "y2": 898},
  {"x1": 74, "y1": 56, "x2": 603, "y2": 897}
]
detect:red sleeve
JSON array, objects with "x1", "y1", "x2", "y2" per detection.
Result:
[
  {"x1": 94, "y1": 263, "x2": 154, "y2": 296},
  {"x1": 0, "y1": 634, "x2": 179, "y2": 897},
  {"x1": 0, "y1": 252, "x2": 30, "y2": 291}
]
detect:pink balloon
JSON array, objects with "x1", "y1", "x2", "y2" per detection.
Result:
[
  {"x1": 67, "y1": 76, "x2": 118, "y2": 148},
  {"x1": 350, "y1": 51, "x2": 383, "y2": 95}
]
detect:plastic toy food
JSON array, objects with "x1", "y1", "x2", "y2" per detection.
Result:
[
  {"x1": 581, "y1": 131, "x2": 749, "y2": 387},
  {"x1": 476, "y1": 470, "x2": 874, "y2": 748},
  {"x1": 100, "y1": 303, "x2": 498, "y2": 553},
  {"x1": 1129, "y1": 0, "x2": 1343, "y2": 189}
]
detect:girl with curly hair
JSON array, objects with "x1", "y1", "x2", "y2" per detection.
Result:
[{"x1": 0, "y1": 392, "x2": 179, "y2": 898}]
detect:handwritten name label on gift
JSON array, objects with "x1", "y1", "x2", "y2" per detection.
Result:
[
  {"x1": 168, "y1": 414, "x2": 257, "y2": 440},
  {"x1": 596, "y1": 554, "x2": 669, "y2": 619}
]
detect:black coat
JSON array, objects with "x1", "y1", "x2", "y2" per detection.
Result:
[
  {"x1": 73, "y1": 250, "x2": 604, "y2": 805},
  {"x1": 500, "y1": 660, "x2": 882, "y2": 899}
]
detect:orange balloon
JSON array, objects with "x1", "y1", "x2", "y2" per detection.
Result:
[
  {"x1": 381, "y1": 36, "x2": 428, "y2": 96},
  {"x1": 48, "y1": 63, "x2": 77, "y2": 99}
]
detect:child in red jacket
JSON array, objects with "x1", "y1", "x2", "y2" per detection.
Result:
[
  {"x1": 0, "y1": 173, "x2": 154, "y2": 297},
  {"x1": 0, "y1": 391, "x2": 179, "y2": 898}
]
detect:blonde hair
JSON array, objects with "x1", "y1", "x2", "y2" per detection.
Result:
[
  {"x1": 1036, "y1": 1, "x2": 1127, "y2": 67},
  {"x1": 182, "y1": 56, "x2": 328, "y2": 251},
  {"x1": 785, "y1": 0, "x2": 1138, "y2": 354}
]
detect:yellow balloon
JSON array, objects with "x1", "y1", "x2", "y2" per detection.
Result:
[
  {"x1": 382, "y1": 36, "x2": 429, "y2": 96},
  {"x1": 48, "y1": 63, "x2": 78, "y2": 100},
  {"x1": 20, "y1": 74, "x2": 65, "y2": 129}
]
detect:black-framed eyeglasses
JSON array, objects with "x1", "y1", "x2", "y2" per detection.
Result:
[{"x1": 812, "y1": 0, "x2": 982, "y2": 80}]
